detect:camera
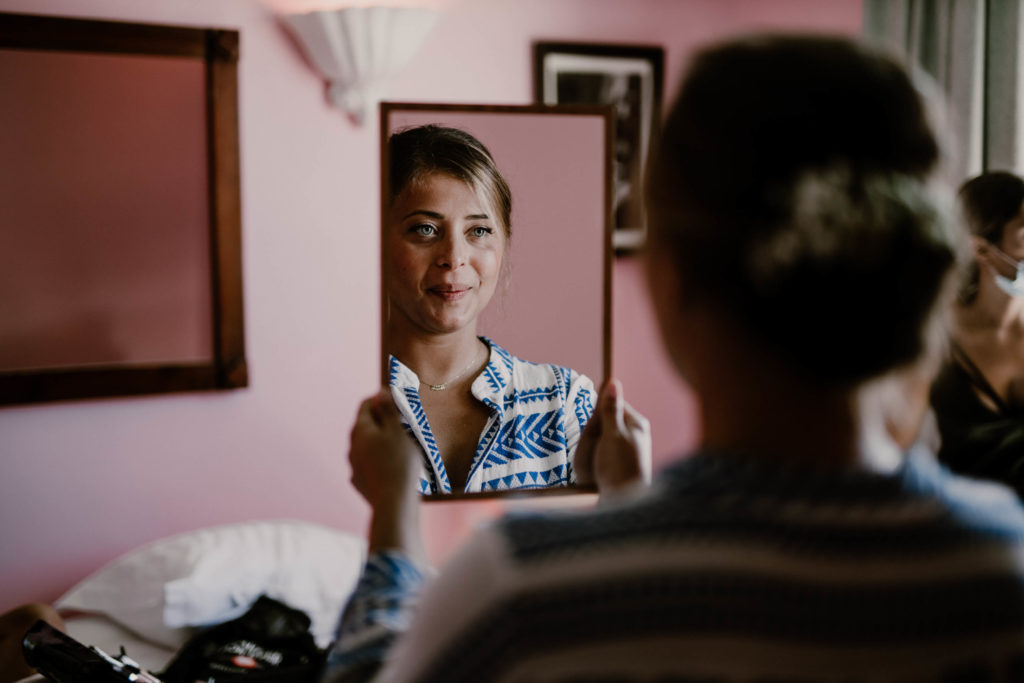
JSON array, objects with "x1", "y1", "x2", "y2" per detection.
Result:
[{"x1": 21, "y1": 619, "x2": 163, "y2": 682}]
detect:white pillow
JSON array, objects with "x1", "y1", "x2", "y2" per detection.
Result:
[{"x1": 55, "y1": 519, "x2": 366, "y2": 650}]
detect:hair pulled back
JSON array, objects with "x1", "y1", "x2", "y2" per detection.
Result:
[
  {"x1": 388, "y1": 124, "x2": 512, "y2": 239},
  {"x1": 646, "y1": 34, "x2": 958, "y2": 387}
]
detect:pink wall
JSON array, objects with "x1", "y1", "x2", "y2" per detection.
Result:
[{"x1": 0, "y1": 0, "x2": 862, "y2": 612}]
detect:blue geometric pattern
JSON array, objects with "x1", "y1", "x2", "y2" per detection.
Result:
[
  {"x1": 480, "y1": 462, "x2": 570, "y2": 492},
  {"x1": 389, "y1": 338, "x2": 595, "y2": 494}
]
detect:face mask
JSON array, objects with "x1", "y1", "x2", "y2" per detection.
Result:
[{"x1": 986, "y1": 243, "x2": 1024, "y2": 297}]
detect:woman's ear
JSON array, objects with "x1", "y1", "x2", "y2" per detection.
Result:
[{"x1": 972, "y1": 235, "x2": 990, "y2": 259}]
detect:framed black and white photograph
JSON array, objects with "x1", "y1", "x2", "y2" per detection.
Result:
[{"x1": 534, "y1": 41, "x2": 664, "y2": 252}]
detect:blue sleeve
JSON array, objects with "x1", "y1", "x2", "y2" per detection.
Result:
[{"x1": 320, "y1": 550, "x2": 428, "y2": 682}]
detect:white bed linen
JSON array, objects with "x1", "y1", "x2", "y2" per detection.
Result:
[
  {"x1": 54, "y1": 519, "x2": 365, "y2": 651},
  {"x1": 16, "y1": 519, "x2": 366, "y2": 682}
]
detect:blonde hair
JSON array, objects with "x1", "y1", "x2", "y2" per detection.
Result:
[{"x1": 388, "y1": 124, "x2": 512, "y2": 240}]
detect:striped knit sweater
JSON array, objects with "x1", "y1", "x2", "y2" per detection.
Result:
[{"x1": 324, "y1": 448, "x2": 1024, "y2": 682}]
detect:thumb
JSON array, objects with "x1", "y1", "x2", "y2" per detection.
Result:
[
  {"x1": 599, "y1": 378, "x2": 625, "y2": 433},
  {"x1": 372, "y1": 387, "x2": 401, "y2": 426}
]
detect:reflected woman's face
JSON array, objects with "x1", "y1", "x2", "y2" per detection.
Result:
[{"x1": 387, "y1": 172, "x2": 506, "y2": 336}]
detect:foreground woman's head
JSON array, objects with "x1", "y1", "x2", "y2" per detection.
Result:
[{"x1": 645, "y1": 34, "x2": 958, "y2": 388}]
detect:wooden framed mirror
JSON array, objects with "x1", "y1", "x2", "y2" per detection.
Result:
[
  {"x1": 380, "y1": 102, "x2": 613, "y2": 499},
  {"x1": 0, "y1": 12, "x2": 246, "y2": 406}
]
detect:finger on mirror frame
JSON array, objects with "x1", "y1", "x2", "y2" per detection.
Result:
[
  {"x1": 370, "y1": 387, "x2": 393, "y2": 424},
  {"x1": 623, "y1": 403, "x2": 650, "y2": 432},
  {"x1": 601, "y1": 378, "x2": 626, "y2": 432},
  {"x1": 353, "y1": 397, "x2": 375, "y2": 433},
  {"x1": 376, "y1": 387, "x2": 403, "y2": 426}
]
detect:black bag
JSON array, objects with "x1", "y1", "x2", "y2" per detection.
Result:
[{"x1": 158, "y1": 595, "x2": 326, "y2": 683}]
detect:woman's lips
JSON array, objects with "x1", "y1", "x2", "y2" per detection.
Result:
[{"x1": 428, "y1": 286, "x2": 470, "y2": 302}]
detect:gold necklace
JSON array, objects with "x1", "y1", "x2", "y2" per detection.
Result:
[{"x1": 422, "y1": 347, "x2": 484, "y2": 391}]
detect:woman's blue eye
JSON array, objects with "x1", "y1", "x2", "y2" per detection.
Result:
[
  {"x1": 470, "y1": 226, "x2": 494, "y2": 237},
  {"x1": 413, "y1": 224, "x2": 437, "y2": 236}
]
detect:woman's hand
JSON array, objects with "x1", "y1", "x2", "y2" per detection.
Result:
[
  {"x1": 349, "y1": 389, "x2": 425, "y2": 558},
  {"x1": 575, "y1": 379, "x2": 652, "y2": 497},
  {"x1": 350, "y1": 389, "x2": 421, "y2": 507}
]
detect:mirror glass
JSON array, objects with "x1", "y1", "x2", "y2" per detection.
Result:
[{"x1": 381, "y1": 103, "x2": 611, "y2": 499}]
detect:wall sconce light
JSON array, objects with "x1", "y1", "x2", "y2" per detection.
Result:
[{"x1": 283, "y1": 6, "x2": 440, "y2": 125}]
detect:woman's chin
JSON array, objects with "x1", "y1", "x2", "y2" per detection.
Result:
[{"x1": 420, "y1": 316, "x2": 476, "y2": 336}]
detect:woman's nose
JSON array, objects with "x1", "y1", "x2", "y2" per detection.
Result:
[{"x1": 436, "y1": 236, "x2": 466, "y2": 269}]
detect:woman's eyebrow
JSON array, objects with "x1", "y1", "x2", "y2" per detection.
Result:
[
  {"x1": 403, "y1": 210, "x2": 444, "y2": 220},
  {"x1": 401, "y1": 210, "x2": 491, "y2": 221}
]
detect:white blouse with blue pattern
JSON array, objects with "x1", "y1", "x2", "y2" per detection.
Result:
[{"x1": 388, "y1": 338, "x2": 595, "y2": 494}]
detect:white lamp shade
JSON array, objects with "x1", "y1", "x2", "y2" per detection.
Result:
[{"x1": 284, "y1": 6, "x2": 440, "y2": 124}]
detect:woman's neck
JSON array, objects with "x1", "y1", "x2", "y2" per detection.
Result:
[
  {"x1": 960, "y1": 277, "x2": 1024, "y2": 332},
  {"x1": 699, "y1": 375, "x2": 863, "y2": 468},
  {"x1": 388, "y1": 323, "x2": 486, "y2": 386},
  {"x1": 685, "y1": 311, "x2": 867, "y2": 468}
]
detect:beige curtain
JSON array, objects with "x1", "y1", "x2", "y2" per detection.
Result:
[{"x1": 864, "y1": 0, "x2": 1024, "y2": 182}]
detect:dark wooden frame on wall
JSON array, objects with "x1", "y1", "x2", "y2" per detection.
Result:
[
  {"x1": 533, "y1": 41, "x2": 664, "y2": 254},
  {"x1": 0, "y1": 12, "x2": 247, "y2": 406}
]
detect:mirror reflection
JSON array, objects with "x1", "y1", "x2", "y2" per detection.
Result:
[{"x1": 381, "y1": 104, "x2": 611, "y2": 497}]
